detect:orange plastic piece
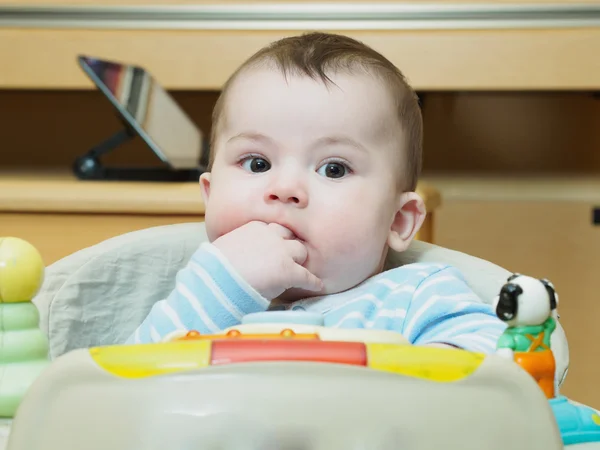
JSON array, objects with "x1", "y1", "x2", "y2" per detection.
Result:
[
  {"x1": 177, "y1": 329, "x2": 320, "y2": 341},
  {"x1": 186, "y1": 330, "x2": 201, "y2": 338},
  {"x1": 514, "y1": 349, "x2": 556, "y2": 399},
  {"x1": 210, "y1": 340, "x2": 367, "y2": 366}
]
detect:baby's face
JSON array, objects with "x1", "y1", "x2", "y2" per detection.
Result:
[{"x1": 201, "y1": 67, "x2": 413, "y2": 299}]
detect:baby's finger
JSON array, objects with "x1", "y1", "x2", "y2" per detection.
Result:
[
  {"x1": 267, "y1": 223, "x2": 295, "y2": 239},
  {"x1": 284, "y1": 240, "x2": 308, "y2": 265},
  {"x1": 288, "y1": 264, "x2": 324, "y2": 293}
]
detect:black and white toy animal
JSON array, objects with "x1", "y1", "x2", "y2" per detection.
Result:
[
  {"x1": 493, "y1": 273, "x2": 559, "y2": 326},
  {"x1": 492, "y1": 273, "x2": 559, "y2": 359}
]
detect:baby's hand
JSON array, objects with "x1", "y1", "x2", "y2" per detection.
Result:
[{"x1": 212, "y1": 221, "x2": 323, "y2": 301}]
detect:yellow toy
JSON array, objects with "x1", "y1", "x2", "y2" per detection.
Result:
[{"x1": 0, "y1": 237, "x2": 49, "y2": 417}]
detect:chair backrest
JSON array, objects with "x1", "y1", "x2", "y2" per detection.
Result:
[{"x1": 33, "y1": 222, "x2": 569, "y2": 388}]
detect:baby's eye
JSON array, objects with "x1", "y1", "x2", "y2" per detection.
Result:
[
  {"x1": 241, "y1": 157, "x2": 271, "y2": 173},
  {"x1": 317, "y1": 162, "x2": 349, "y2": 179}
]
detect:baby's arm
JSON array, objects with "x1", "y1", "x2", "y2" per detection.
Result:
[
  {"x1": 126, "y1": 243, "x2": 269, "y2": 344},
  {"x1": 401, "y1": 266, "x2": 507, "y2": 353}
]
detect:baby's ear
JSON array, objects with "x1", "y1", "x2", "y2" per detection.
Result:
[
  {"x1": 387, "y1": 191, "x2": 426, "y2": 253},
  {"x1": 199, "y1": 172, "x2": 212, "y2": 203}
]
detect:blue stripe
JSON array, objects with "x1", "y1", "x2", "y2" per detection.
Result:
[
  {"x1": 143, "y1": 300, "x2": 178, "y2": 339},
  {"x1": 136, "y1": 325, "x2": 151, "y2": 344},
  {"x1": 334, "y1": 316, "x2": 367, "y2": 329},
  {"x1": 371, "y1": 314, "x2": 401, "y2": 330},
  {"x1": 405, "y1": 278, "x2": 472, "y2": 331},
  {"x1": 380, "y1": 291, "x2": 413, "y2": 312},
  {"x1": 351, "y1": 278, "x2": 399, "y2": 298},
  {"x1": 414, "y1": 280, "x2": 473, "y2": 302},
  {"x1": 193, "y1": 248, "x2": 267, "y2": 314},
  {"x1": 326, "y1": 297, "x2": 380, "y2": 320},
  {"x1": 176, "y1": 265, "x2": 240, "y2": 329},
  {"x1": 446, "y1": 333, "x2": 502, "y2": 353},
  {"x1": 164, "y1": 285, "x2": 213, "y2": 334},
  {"x1": 415, "y1": 311, "x2": 502, "y2": 343}
]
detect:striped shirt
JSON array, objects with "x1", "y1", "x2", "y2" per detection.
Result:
[{"x1": 128, "y1": 243, "x2": 506, "y2": 352}]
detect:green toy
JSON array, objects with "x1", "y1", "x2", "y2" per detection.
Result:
[
  {"x1": 493, "y1": 273, "x2": 558, "y2": 399},
  {"x1": 0, "y1": 237, "x2": 50, "y2": 417},
  {"x1": 497, "y1": 316, "x2": 556, "y2": 353}
]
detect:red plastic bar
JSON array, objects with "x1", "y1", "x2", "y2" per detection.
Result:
[{"x1": 210, "y1": 340, "x2": 367, "y2": 366}]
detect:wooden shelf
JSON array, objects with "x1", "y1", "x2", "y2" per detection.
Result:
[
  {"x1": 422, "y1": 174, "x2": 600, "y2": 203},
  {"x1": 0, "y1": 169, "x2": 441, "y2": 215},
  {"x1": 0, "y1": 169, "x2": 206, "y2": 215}
]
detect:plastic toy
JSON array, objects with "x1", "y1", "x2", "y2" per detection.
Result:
[
  {"x1": 3, "y1": 262, "x2": 600, "y2": 449},
  {"x1": 493, "y1": 273, "x2": 600, "y2": 448},
  {"x1": 493, "y1": 274, "x2": 558, "y2": 398},
  {"x1": 0, "y1": 237, "x2": 49, "y2": 418}
]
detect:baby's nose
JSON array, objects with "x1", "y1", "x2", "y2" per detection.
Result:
[
  {"x1": 267, "y1": 193, "x2": 305, "y2": 204},
  {"x1": 265, "y1": 192, "x2": 308, "y2": 207},
  {"x1": 265, "y1": 180, "x2": 308, "y2": 207}
]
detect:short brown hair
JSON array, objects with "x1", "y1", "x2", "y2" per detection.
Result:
[{"x1": 209, "y1": 32, "x2": 422, "y2": 191}]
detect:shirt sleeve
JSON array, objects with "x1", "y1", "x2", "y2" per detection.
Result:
[
  {"x1": 126, "y1": 243, "x2": 269, "y2": 344},
  {"x1": 401, "y1": 266, "x2": 507, "y2": 353}
]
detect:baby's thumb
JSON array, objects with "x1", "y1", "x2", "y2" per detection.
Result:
[{"x1": 291, "y1": 265, "x2": 324, "y2": 293}]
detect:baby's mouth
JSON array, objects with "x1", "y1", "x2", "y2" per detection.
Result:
[
  {"x1": 281, "y1": 224, "x2": 305, "y2": 243},
  {"x1": 289, "y1": 231, "x2": 303, "y2": 242},
  {"x1": 292, "y1": 230, "x2": 307, "y2": 243}
]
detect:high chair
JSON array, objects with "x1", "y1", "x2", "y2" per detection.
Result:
[{"x1": 0, "y1": 222, "x2": 579, "y2": 449}]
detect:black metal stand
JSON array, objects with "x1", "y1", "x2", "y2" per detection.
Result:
[{"x1": 73, "y1": 125, "x2": 203, "y2": 182}]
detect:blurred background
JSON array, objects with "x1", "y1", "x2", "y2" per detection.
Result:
[{"x1": 1, "y1": 0, "x2": 599, "y2": 407}]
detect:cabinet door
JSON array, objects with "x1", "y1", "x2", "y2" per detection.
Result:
[{"x1": 436, "y1": 200, "x2": 600, "y2": 408}]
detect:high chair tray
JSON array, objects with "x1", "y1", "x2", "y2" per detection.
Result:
[{"x1": 6, "y1": 337, "x2": 564, "y2": 450}]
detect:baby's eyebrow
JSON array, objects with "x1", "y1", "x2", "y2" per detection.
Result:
[
  {"x1": 227, "y1": 132, "x2": 274, "y2": 146},
  {"x1": 312, "y1": 135, "x2": 368, "y2": 153},
  {"x1": 226, "y1": 132, "x2": 367, "y2": 154}
]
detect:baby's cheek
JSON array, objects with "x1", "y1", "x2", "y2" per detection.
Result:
[
  {"x1": 316, "y1": 231, "x2": 381, "y2": 293},
  {"x1": 317, "y1": 216, "x2": 371, "y2": 259},
  {"x1": 323, "y1": 211, "x2": 387, "y2": 263},
  {"x1": 205, "y1": 202, "x2": 251, "y2": 242}
]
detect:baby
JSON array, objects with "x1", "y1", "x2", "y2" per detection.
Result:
[{"x1": 128, "y1": 32, "x2": 505, "y2": 350}]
